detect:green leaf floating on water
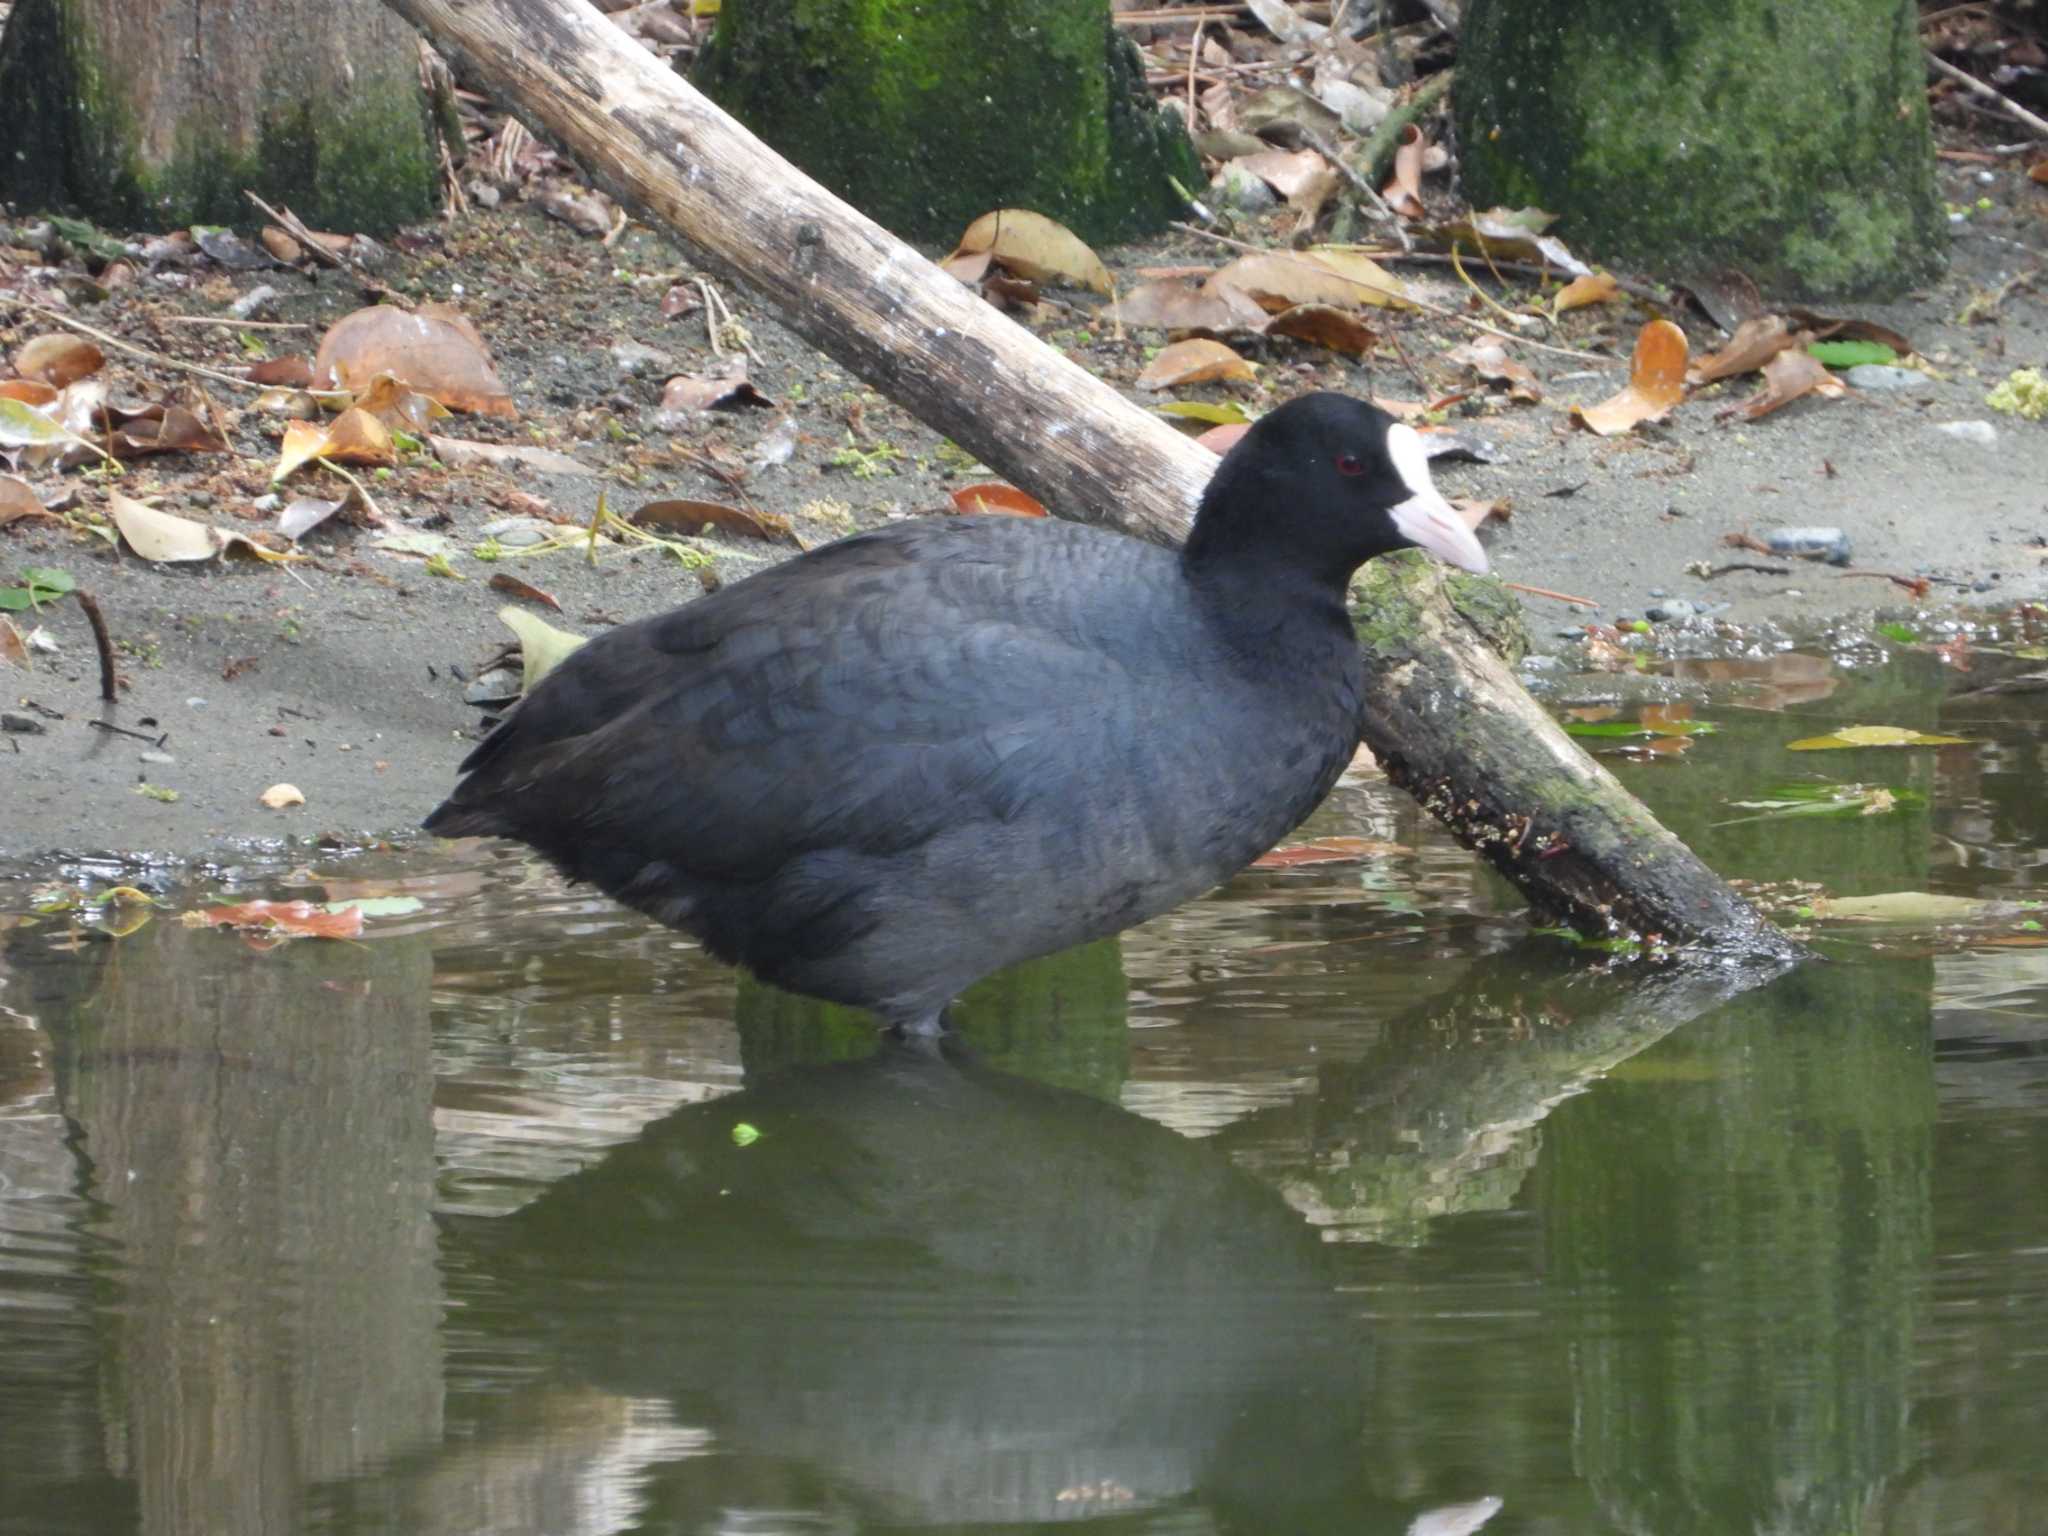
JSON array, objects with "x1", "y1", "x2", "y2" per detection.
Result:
[
  {"x1": 1786, "y1": 724, "x2": 1970, "y2": 751},
  {"x1": 1807, "y1": 339, "x2": 1898, "y2": 368},
  {"x1": 1875, "y1": 621, "x2": 1918, "y2": 644},
  {"x1": 1716, "y1": 782, "x2": 1921, "y2": 826},
  {"x1": 731, "y1": 1122, "x2": 761, "y2": 1147},
  {"x1": 1812, "y1": 891, "x2": 2009, "y2": 924},
  {"x1": 1565, "y1": 718, "x2": 1718, "y2": 738}
]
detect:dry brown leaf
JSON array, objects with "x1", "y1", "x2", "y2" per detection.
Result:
[
  {"x1": 105, "y1": 404, "x2": 229, "y2": 459},
  {"x1": 1784, "y1": 310, "x2": 1914, "y2": 354},
  {"x1": 950, "y1": 482, "x2": 1047, "y2": 517},
  {"x1": 347, "y1": 371, "x2": 449, "y2": 431},
  {"x1": 0, "y1": 474, "x2": 52, "y2": 527},
  {"x1": 1552, "y1": 272, "x2": 1620, "y2": 313},
  {"x1": 14, "y1": 333, "x2": 104, "y2": 388},
  {"x1": 1136, "y1": 338, "x2": 1257, "y2": 391},
  {"x1": 660, "y1": 358, "x2": 776, "y2": 413},
  {"x1": 1447, "y1": 340, "x2": 1542, "y2": 403},
  {"x1": 107, "y1": 491, "x2": 222, "y2": 561},
  {"x1": 246, "y1": 355, "x2": 314, "y2": 388},
  {"x1": 1261, "y1": 304, "x2": 1377, "y2": 357},
  {"x1": 1688, "y1": 314, "x2": 1795, "y2": 385},
  {"x1": 1572, "y1": 320, "x2": 1688, "y2": 436},
  {"x1": 274, "y1": 408, "x2": 394, "y2": 480},
  {"x1": 1719, "y1": 348, "x2": 1847, "y2": 423},
  {"x1": 488, "y1": 573, "x2": 564, "y2": 611},
  {"x1": 949, "y1": 209, "x2": 1111, "y2": 295},
  {"x1": 428, "y1": 437, "x2": 596, "y2": 476},
  {"x1": 1195, "y1": 422, "x2": 1250, "y2": 454},
  {"x1": 1237, "y1": 147, "x2": 1330, "y2": 199},
  {"x1": 1452, "y1": 496, "x2": 1511, "y2": 531},
  {"x1": 259, "y1": 227, "x2": 303, "y2": 264},
  {"x1": 1250, "y1": 837, "x2": 1401, "y2": 869},
  {"x1": 631, "y1": 497, "x2": 795, "y2": 543},
  {"x1": 1117, "y1": 278, "x2": 1268, "y2": 332},
  {"x1": 1207, "y1": 251, "x2": 1407, "y2": 313},
  {"x1": 0, "y1": 616, "x2": 25, "y2": 668},
  {"x1": 939, "y1": 249, "x2": 993, "y2": 284},
  {"x1": 1381, "y1": 124, "x2": 1427, "y2": 218},
  {"x1": 311, "y1": 303, "x2": 516, "y2": 417},
  {"x1": 0, "y1": 379, "x2": 59, "y2": 407},
  {"x1": 2032, "y1": 160, "x2": 2048, "y2": 185}
]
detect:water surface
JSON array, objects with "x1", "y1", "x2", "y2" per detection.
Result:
[{"x1": 2, "y1": 640, "x2": 2044, "y2": 1535}]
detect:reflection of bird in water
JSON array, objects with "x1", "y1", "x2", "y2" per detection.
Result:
[{"x1": 448, "y1": 1042, "x2": 1376, "y2": 1530}]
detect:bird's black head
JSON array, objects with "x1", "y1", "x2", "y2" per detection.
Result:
[{"x1": 1182, "y1": 392, "x2": 1489, "y2": 590}]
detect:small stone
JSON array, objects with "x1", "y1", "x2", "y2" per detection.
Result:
[
  {"x1": 1935, "y1": 420, "x2": 1998, "y2": 447},
  {"x1": 1, "y1": 711, "x2": 45, "y2": 734},
  {"x1": 1645, "y1": 599, "x2": 1700, "y2": 623},
  {"x1": 1208, "y1": 162, "x2": 1278, "y2": 215},
  {"x1": 1844, "y1": 364, "x2": 1934, "y2": 393},
  {"x1": 259, "y1": 782, "x2": 305, "y2": 809},
  {"x1": 139, "y1": 749, "x2": 175, "y2": 765}
]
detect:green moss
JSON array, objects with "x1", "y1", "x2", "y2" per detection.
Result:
[
  {"x1": 1349, "y1": 554, "x2": 1528, "y2": 665},
  {"x1": 1456, "y1": 0, "x2": 1944, "y2": 298},
  {"x1": 696, "y1": 0, "x2": 1198, "y2": 244},
  {"x1": 0, "y1": 0, "x2": 432, "y2": 231}
]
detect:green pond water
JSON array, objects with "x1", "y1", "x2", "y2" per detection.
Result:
[{"x1": 1, "y1": 639, "x2": 2044, "y2": 1535}]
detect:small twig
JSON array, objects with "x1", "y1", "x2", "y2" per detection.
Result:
[
  {"x1": 89, "y1": 719, "x2": 164, "y2": 745},
  {"x1": 1298, "y1": 127, "x2": 1410, "y2": 250},
  {"x1": 243, "y1": 190, "x2": 408, "y2": 303},
  {"x1": 1186, "y1": 16, "x2": 1204, "y2": 128},
  {"x1": 1699, "y1": 561, "x2": 1792, "y2": 579},
  {"x1": 697, "y1": 277, "x2": 723, "y2": 357},
  {"x1": 1837, "y1": 570, "x2": 1936, "y2": 597},
  {"x1": 27, "y1": 304, "x2": 259, "y2": 392},
  {"x1": 1503, "y1": 580, "x2": 1598, "y2": 607},
  {"x1": 157, "y1": 316, "x2": 312, "y2": 331},
  {"x1": 75, "y1": 591, "x2": 118, "y2": 701},
  {"x1": 1926, "y1": 51, "x2": 2048, "y2": 138}
]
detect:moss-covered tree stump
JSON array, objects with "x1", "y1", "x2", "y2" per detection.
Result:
[
  {"x1": 1456, "y1": 0, "x2": 1945, "y2": 298},
  {"x1": 0, "y1": 0, "x2": 436, "y2": 232},
  {"x1": 694, "y1": 0, "x2": 1199, "y2": 245}
]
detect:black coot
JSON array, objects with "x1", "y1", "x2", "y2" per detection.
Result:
[{"x1": 425, "y1": 393, "x2": 1488, "y2": 1034}]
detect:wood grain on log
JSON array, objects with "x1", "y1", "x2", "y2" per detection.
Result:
[{"x1": 381, "y1": 0, "x2": 1804, "y2": 964}]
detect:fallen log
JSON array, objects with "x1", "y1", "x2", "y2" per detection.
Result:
[{"x1": 380, "y1": 0, "x2": 1804, "y2": 964}]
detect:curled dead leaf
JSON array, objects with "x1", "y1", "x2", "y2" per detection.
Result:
[
  {"x1": 950, "y1": 208, "x2": 1112, "y2": 295},
  {"x1": 1381, "y1": 124, "x2": 1427, "y2": 219},
  {"x1": 1572, "y1": 320, "x2": 1687, "y2": 436},
  {"x1": 950, "y1": 482, "x2": 1047, "y2": 517},
  {"x1": 1136, "y1": 338, "x2": 1257, "y2": 391},
  {"x1": 1719, "y1": 348, "x2": 1847, "y2": 423},
  {"x1": 14, "y1": 333, "x2": 105, "y2": 388},
  {"x1": 1688, "y1": 314, "x2": 1795, "y2": 385},
  {"x1": 631, "y1": 497, "x2": 795, "y2": 543},
  {"x1": 1260, "y1": 304, "x2": 1377, "y2": 357},
  {"x1": 312, "y1": 303, "x2": 516, "y2": 417},
  {"x1": 1117, "y1": 278, "x2": 1269, "y2": 333},
  {"x1": 187, "y1": 898, "x2": 360, "y2": 940},
  {"x1": 1447, "y1": 340, "x2": 1542, "y2": 403},
  {"x1": 1552, "y1": 272, "x2": 1620, "y2": 314}
]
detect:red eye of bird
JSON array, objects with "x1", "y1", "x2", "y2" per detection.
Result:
[{"x1": 1335, "y1": 453, "x2": 1365, "y2": 477}]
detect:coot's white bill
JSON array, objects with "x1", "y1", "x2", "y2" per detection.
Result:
[{"x1": 1385, "y1": 423, "x2": 1490, "y2": 575}]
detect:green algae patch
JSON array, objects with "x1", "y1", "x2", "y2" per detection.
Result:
[
  {"x1": 1456, "y1": 0, "x2": 1945, "y2": 299},
  {"x1": 695, "y1": 0, "x2": 1198, "y2": 245}
]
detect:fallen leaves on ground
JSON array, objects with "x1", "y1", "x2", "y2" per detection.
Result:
[
  {"x1": 949, "y1": 209, "x2": 1112, "y2": 295},
  {"x1": 12, "y1": 334, "x2": 104, "y2": 388},
  {"x1": 1552, "y1": 272, "x2": 1620, "y2": 314},
  {"x1": 1719, "y1": 348, "x2": 1846, "y2": 422},
  {"x1": 1136, "y1": 338, "x2": 1257, "y2": 390},
  {"x1": 274, "y1": 408, "x2": 396, "y2": 481},
  {"x1": 499, "y1": 605, "x2": 587, "y2": 694},
  {"x1": 108, "y1": 491, "x2": 301, "y2": 564},
  {"x1": 312, "y1": 303, "x2": 516, "y2": 417},
  {"x1": 1687, "y1": 315, "x2": 1796, "y2": 384},
  {"x1": 631, "y1": 497, "x2": 797, "y2": 543},
  {"x1": 658, "y1": 356, "x2": 776, "y2": 413},
  {"x1": 1572, "y1": 320, "x2": 1687, "y2": 435}
]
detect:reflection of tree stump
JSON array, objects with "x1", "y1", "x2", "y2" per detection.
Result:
[
  {"x1": 382, "y1": 0, "x2": 1800, "y2": 961},
  {"x1": 48, "y1": 922, "x2": 442, "y2": 1527}
]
